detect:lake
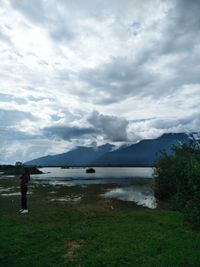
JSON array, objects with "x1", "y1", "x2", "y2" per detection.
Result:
[
  {"x1": 30, "y1": 167, "x2": 156, "y2": 209},
  {"x1": 32, "y1": 167, "x2": 153, "y2": 180}
]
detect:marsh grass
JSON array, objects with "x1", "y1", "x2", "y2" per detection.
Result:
[{"x1": 0, "y1": 176, "x2": 200, "y2": 267}]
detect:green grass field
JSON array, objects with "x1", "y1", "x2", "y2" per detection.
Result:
[{"x1": 0, "y1": 176, "x2": 200, "y2": 267}]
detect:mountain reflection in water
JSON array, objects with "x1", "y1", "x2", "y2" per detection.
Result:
[{"x1": 102, "y1": 186, "x2": 157, "y2": 209}]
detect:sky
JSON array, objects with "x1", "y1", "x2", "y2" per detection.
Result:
[{"x1": 0, "y1": 0, "x2": 200, "y2": 163}]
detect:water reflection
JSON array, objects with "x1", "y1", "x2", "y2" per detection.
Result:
[
  {"x1": 102, "y1": 186, "x2": 157, "y2": 209},
  {"x1": 1, "y1": 167, "x2": 156, "y2": 209},
  {"x1": 31, "y1": 167, "x2": 156, "y2": 208},
  {"x1": 32, "y1": 167, "x2": 153, "y2": 180}
]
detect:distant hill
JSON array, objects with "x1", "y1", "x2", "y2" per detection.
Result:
[
  {"x1": 93, "y1": 133, "x2": 192, "y2": 167},
  {"x1": 25, "y1": 143, "x2": 115, "y2": 166},
  {"x1": 25, "y1": 133, "x2": 197, "y2": 167}
]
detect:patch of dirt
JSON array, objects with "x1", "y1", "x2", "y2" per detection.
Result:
[
  {"x1": 50, "y1": 195, "x2": 82, "y2": 202},
  {"x1": 64, "y1": 240, "x2": 84, "y2": 260}
]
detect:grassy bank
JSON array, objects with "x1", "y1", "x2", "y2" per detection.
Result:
[{"x1": 0, "y1": 176, "x2": 200, "y2": 267}]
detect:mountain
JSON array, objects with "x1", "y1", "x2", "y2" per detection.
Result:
[
  {"x1": 25, "y1": 143, "x2": 115, "y2": 166},
  {"x1": 25, "y1": 133, "x2": 197, "y2": 167},
  {"x1": 93, "y1": 133, "x2": 192, "y2": 167}
]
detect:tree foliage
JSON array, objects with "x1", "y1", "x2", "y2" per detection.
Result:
[{"x1": 154, "y1": 144, "x2": 200, "y2": 228}]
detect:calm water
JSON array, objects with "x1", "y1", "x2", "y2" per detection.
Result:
[
  {"x1": 32, "y1": 167, "x2": 153, "y2": 180},
  {"x1": 30, "y1": 167, "x2": 156, "y2": 209}
]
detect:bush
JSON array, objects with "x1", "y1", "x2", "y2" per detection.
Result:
[
  {"x1": 154, "y1": 143, "x2": 200, "y2": 228},
  {"x1": 184, "y1": 199, "x2": 200, "y2": 228}
]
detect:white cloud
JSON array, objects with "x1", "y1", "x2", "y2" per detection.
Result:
[{"x1": 0, "y1": 0, "x2": 200, "y2": 163}]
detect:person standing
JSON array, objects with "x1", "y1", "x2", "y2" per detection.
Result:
[{"x1": 19, "y1": 168, "x2": 30, "y2": 214}]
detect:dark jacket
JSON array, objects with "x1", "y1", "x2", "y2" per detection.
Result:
[{"x1": 20, "y1": 173, "x2": 30, "y2": 187}]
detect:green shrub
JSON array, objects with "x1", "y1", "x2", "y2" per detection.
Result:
[
  {"x1": 184, "y1": 199, "x2": 200, "y2": 228},
  {"x1": 154, "y1": 143, "x2": 200, "y2": 228}
]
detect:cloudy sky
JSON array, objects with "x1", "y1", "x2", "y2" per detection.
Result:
[{"x1": 0, "y1": 0, "x2": 200, "y2": 163}]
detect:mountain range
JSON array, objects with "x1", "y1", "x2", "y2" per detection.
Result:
[{"x1": 25, "y1": 133, "x2": 198, "y2": 167}]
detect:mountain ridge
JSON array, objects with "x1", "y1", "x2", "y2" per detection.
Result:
[{"x1": 25, "y1": 133, "x2": 198, "y2": 167}]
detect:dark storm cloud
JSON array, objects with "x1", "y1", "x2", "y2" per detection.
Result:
[
  {"x1": 151, "y1": 0, "x2": 200, "y2": 56},
  {"x1": 145, "y1": 112, "x2": 200, "y2": 133},
  {"x1": 175, "y1": 0, "x2": 200, "y2": 32},
  {"x1": 80, "y1": 57, "x2": 156, "y2": 104},
  {"x1": 157, "y1": 0, "x2": 200, "y2": 86},
  {"x1": 43, "y1": 125, "x2": 99, "y2": 140},
  {"x1": 43, "y1": 111, "x2": 129, "y2": 142},
  {"x1": 161, "y1": 5, "x2": 199, "y2": 63},
  {"x1": 74, "y1": 0, "x2": 200, "y2": 105},
  {"x1": 88, "y1": 111, "x2": 129, "y2": 141}
]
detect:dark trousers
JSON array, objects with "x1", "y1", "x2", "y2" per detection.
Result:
[{"x1": 21, "y1": 185, "x2": 28, "y2": 209}]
